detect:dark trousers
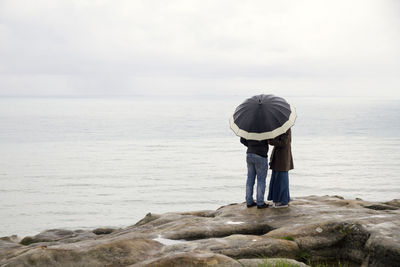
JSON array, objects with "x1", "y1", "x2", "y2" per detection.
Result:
[{"x1": 267, "y1": 170, "x2": 290, "y2": 205}]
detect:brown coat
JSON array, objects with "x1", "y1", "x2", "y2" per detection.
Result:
[{"x1": 269, "y1": 129, "x2": 294, "y2": 171}]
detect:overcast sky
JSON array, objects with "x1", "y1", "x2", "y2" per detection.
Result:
[{"x1": 0, "y1": 0, "x2": 399, "y2": 97}]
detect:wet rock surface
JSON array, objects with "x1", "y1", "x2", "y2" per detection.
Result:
[{"x1": 1, "y1": 196, "x2": 399, "y2": 266}]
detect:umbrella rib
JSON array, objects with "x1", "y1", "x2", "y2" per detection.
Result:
[{"x1": 239, "y1": 109, "x2": 257, "y2": 134}]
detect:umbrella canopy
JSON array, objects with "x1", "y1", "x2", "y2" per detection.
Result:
[{"x1": 230, "y1": 94, "x2": 296, "y2": 141}]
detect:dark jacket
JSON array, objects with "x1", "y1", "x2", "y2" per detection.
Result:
[
  {"x1": 240, "y1": 138, "x2": 269, "y2": 158},
  {"x1": 269, "y1": 129, "x2": 294, "y2": 171}
]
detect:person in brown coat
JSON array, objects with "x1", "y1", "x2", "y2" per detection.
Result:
[{"x1": 267, "y1": 128, "x2": 294, "y2": 208}]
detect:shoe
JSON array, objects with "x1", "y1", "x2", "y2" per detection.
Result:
[
  {"x1": 246, "y1": 202, "x2": 257, "y2": 208},
  {"x1": 273, "y1": 203, "x2": 288, "y2": 208},
  {"x1": 257, "y1": 203, "x2": 269, "y2": 209}
]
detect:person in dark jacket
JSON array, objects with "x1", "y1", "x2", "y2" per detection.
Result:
[
  {"x1": 267, "y1": 128, "x2": 294, "y2": 208},
  {"x1": 240, "y1": 137, "x2": 269, "y2": 209}
]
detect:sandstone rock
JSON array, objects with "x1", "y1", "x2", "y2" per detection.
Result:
[
  {"x1": 130, "y1": 251, "x2": 242, "y2": 267},
  {"x1": 1, "y1": 196, "x2": 399, "y2": 267},
  {"x1": 0, "y1": 235, "x2": 20, "y2": 243},
  {"x1": 238, "y1": 258, "x2": 309, "y2": 267},
  {"x1": 131, "y1": 208, "x2": 274, "y2": 241},
  {"x1": 384, "y1": 199, "x2": 400, "y2": 208},
  {"x1": 265, "y1": 221, "x2": 370, "y2": 262},
  {"x1": 2, "y1": 238, "x2": 163, "y2": 267},
  {"x1": 0, "y1": 235, "x2": 24, "y2": 264},
  {"x1": 364, "y1": 220, "x2": 400, "y2": 267},
  {"x1": 160, "y1": 234, "x2": 299, "y2": 259},
  {"x1": 361, "y1": 203, "x2": 398, "y2": 211},
  {"x1": 135, "y1": 213, "x2": 161, "y2": 226},
  {"x1": 92, "y1": 228, "x2": 116, "y2": 235},
  {"x1": 0, "y1": 235, "x2": 21, "y2": 251},
  {"x1": 20, "y1": 229, "x2": 96, "y2": 246}
]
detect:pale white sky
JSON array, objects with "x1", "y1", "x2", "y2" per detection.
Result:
[{"x1": 0, "y1": 0, "x2": 399, "y2": 97}]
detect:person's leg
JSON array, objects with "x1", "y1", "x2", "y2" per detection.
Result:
[
  {"x1": 276, "y1": 171, "x2": 290, "y2": 205},
  {"x1": 267, "y1": 170, "x2": 278, "y2": 202},
  {"x1": 287, "y1": 172, "x2": 290, "y2": 203},
  {"x1": 254, "y1": 155, "x2": 268, "y2": 206},
  {"x1": 246, "y1": 154, "x2": 256, "y2": 205}
]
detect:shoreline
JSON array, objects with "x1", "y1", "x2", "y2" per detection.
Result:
[
  {"x1": 1, "y1": 195, "x2": 399, "y2": 266},
  {"x1": 1, "y1": 194, "x2": 398, "y2": 239}
]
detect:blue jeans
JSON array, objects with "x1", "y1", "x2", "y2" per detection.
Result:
[
  {"x1": 267, "y1": 170, "x2": 290, "y2": 205},
  {"x1": 246, "y1": 153, "x2": 268, "y2": 206}
]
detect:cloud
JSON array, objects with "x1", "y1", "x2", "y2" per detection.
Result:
[{"x1": 0, "y1": 0, "x2": 399, "y2": 97}]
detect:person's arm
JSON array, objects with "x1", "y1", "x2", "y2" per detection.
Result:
[
  {"x1": 269, "y1": 131, "x2": 290, "y2": 147},
  {"x1": 240, "y1": 137, "x2": 248, "y2": 147}
]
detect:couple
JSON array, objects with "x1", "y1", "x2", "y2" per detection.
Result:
[{"x1": 240, "y1": 128, "x2": 293, "y2": 209}]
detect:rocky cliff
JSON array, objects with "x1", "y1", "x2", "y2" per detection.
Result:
[{"x1": 1, "y1": 195, "x2": 399, "y2": 266}]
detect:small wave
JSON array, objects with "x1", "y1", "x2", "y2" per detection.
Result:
[
  {"x1": 61, "y1": 183, "x2": 100, "y2": 187},
  {"x1": 119, "y1": 199, "x2": 143, "y2": 203}
]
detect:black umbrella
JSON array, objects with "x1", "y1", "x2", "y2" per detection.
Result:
[{"x1": 230, "y1": 94, "x2": 296, "y2": 141}]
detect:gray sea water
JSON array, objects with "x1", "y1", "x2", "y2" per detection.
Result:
[{"x1": 1, "y1": 95, "x2": 399, "y2": 237}]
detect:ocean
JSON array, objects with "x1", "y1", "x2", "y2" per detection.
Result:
[{"x1": 0, "y1": 95, "x2": 399, "y2": 237}]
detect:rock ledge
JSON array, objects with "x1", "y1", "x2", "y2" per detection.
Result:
[{"x1": 1, "y1": 196, "x2": 399, "y2": 267}]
